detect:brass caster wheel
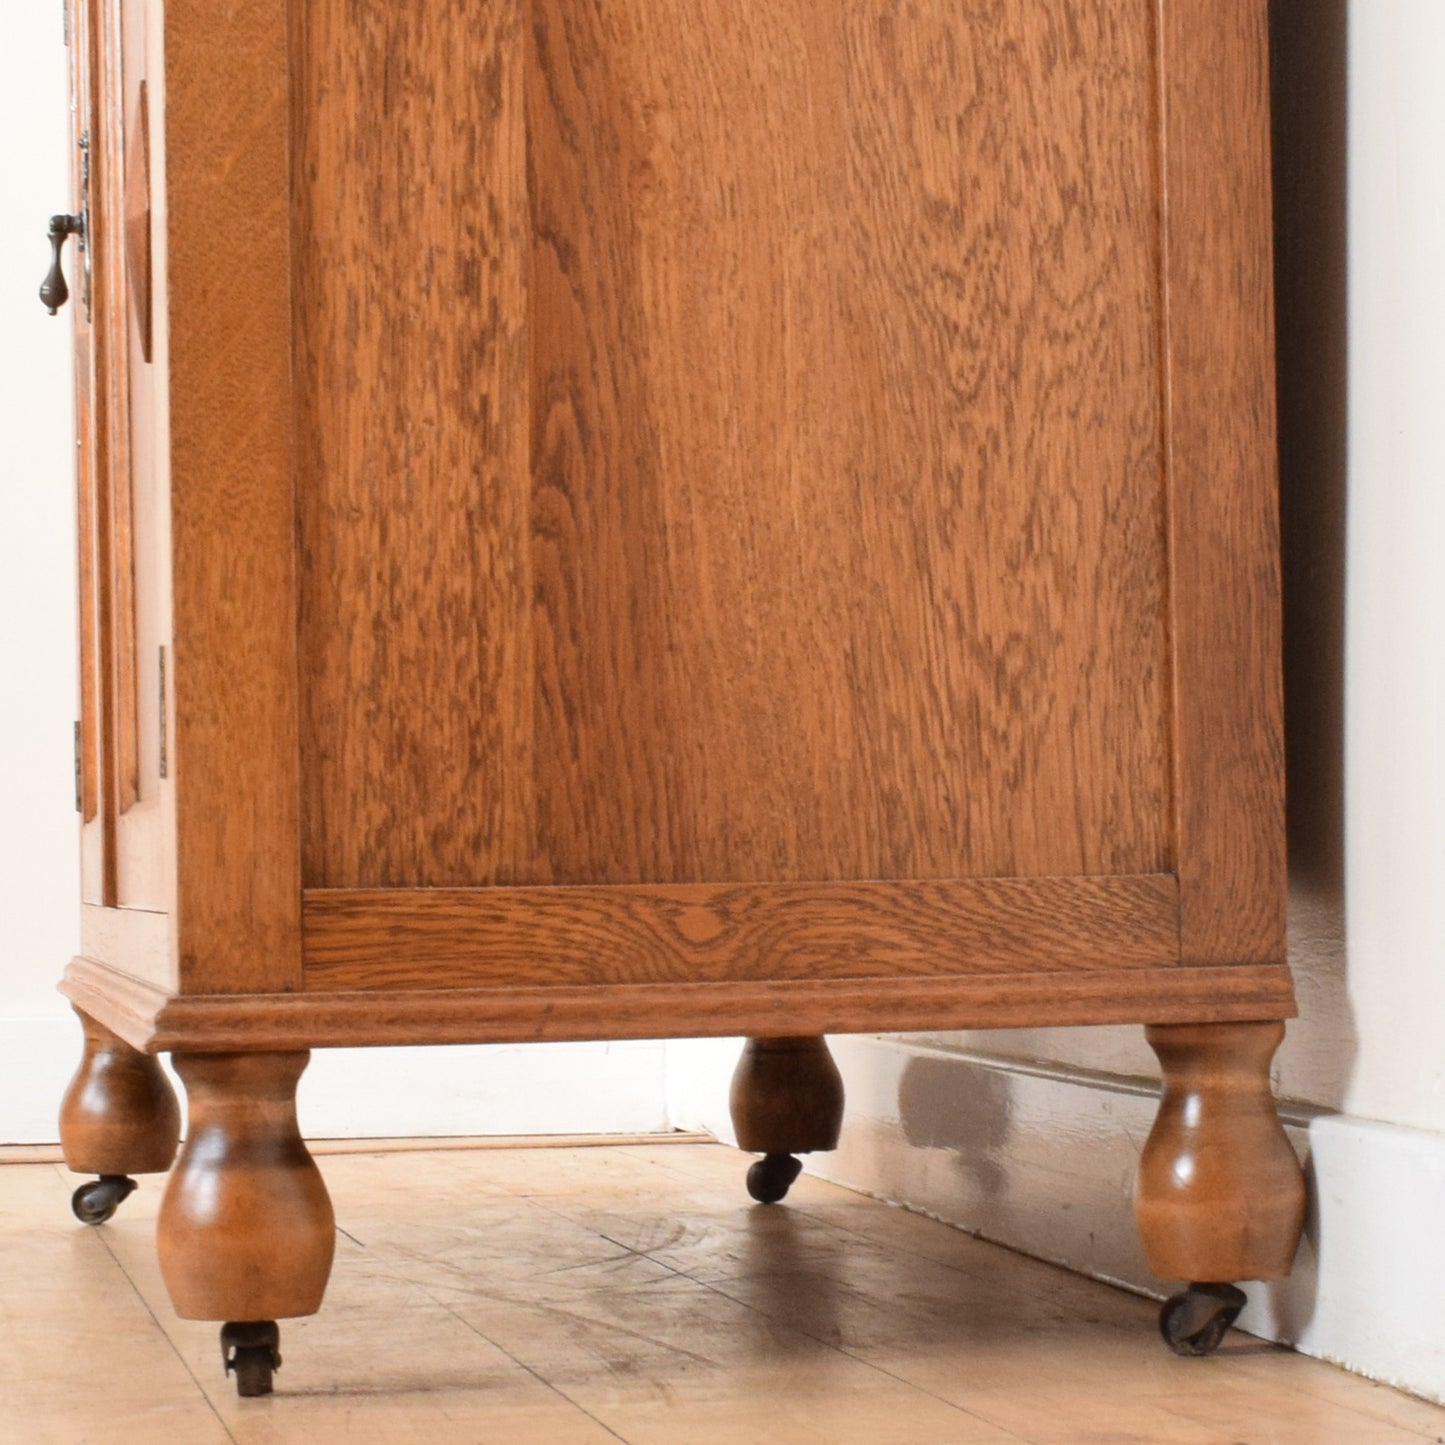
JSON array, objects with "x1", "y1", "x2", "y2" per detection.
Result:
[
  {"x1": 746, "y1": 1152, "x2": 803, "y2": 1204},
  {"x1": 1158, "y1": 1282, "x2": 1248, "y2": 1357},
  {"x1": 71, "y1": 1174, "x2": 138, "y2": 1226},
  {"x1": 222, "y1": 1320, "x2": 282, "y2": 1398}
]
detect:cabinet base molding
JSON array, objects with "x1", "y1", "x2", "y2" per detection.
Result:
[{"x1": 61, "y1": 954, "x2": 1297, "y2": 1057}]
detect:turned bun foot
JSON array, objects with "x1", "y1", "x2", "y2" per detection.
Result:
[
  {"x1": 60, "y1": 1007, "x2": 181, "y2": 1223},
  {"x1": 730, "y1": 1036, "x2": 844, "y2": 1204},
  {"x1": 1135, "y1": 1021, "x2": 1306, "y2": 1355},
  {"x1": 159, "y1": 1051, "x2": 334, "y2": 1338}
]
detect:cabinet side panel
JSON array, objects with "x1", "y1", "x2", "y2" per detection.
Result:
[
  {"x1": 293, "y1": 0, "x2": 533, "y2": 890},
  {"x1": 1161, "y1": 0, "x2": 1286, "y2": 964},
  {"x1": 524, "y1": 0, "x2": 1170, "y2": 886},
  {"x1": 297, "y1": 1, "x2": 1173, "y2": 889},
  {"x1": 165, "y1": 0, "x2": 302, "y2": 992}
]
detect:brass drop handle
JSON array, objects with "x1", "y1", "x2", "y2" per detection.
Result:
[{"x1": 40, "y1": 213, "x2": 85, "y2": 315}]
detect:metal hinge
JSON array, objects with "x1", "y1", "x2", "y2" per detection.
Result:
[
  {"x1": 63, "y1": 0, "x2": 69, "y2": 47},
  {"x1": 158, "y1": 645, "x2": 168, "y2": 779},
  {"x1": 74, "y1": 720, "x2": 82, "y2": 811}
]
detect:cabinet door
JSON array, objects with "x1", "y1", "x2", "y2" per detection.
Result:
[{"x1": 68, "y1": 0, "x2": 167, "y2": 914}]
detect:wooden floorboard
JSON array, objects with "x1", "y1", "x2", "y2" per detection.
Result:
[{"x1": 6, "y1": 1142, "x2": 1442, "y2": 1443}]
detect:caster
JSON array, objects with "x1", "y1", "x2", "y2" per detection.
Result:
[
  {"x1": 221, "y1": 1320, "x2": 282, "y2": 1398},
  {"x1": 746, "y1": 1152, "x2": 803, "y2": 1204},
  {"x1": 1158, "y1": 1282, "x2": 1248, "y2": 1357},
  {"x1": 71, "y1": 1174, "x2": 138, "y2": 1226}
]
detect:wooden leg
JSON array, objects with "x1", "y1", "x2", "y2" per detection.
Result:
[
  {"x1": 1134, "y1": 1021, "x2": 1306, "y2": 1355},
  {"x1": 60, "y1": 1006, "x2": 181, "y2": 1225},
  {"x1": 158, "y1": 1051, "x2": 335, "y2": 1396},
  {"x1": 730, "y1": 1035, "x2": 845, "y2": 1204}
]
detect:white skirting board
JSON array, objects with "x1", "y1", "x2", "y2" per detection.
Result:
[
  {"x1": 665, "y1": 1033, "x2": 1445, "y2": 1406},
  {"x1": 0, "y1": 1014, "x2": 669, "y2": 1144}
]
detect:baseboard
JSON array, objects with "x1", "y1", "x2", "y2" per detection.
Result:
[
  {"x1": 0, "y1": 1015, "x2": 83, "y2": 1145},
  {"x1": 0, "y1": 1014, "x2": 669, "y2": 1144},
  {"x1": 664, "y1": 1033, "x2": 1445, "y2": 1406}
]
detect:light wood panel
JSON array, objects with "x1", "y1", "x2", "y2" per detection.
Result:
[
  {"x1": 60, "y1": 954, "x2": 1295, "y2": 1056},
  {"x1": 111, "y1": 0, "x2": 170, "y2": 911},
  {"x1": 68, "y1": 0, "x2": 104, "y2": 904},
  {"x1": 80, "y1": 902, "x2": 171, "y2": 989},
  {"x1": 84, "y1": 0, "x2": 127, "y2": 890},
  {"x1": 97, "y1": 0, "x2": 139, "y2": 822},
  {"x1": 301, "y1": 875, "x2": 1180, "y2": 989},
  {"x1": 1161, "y1": 0, "x2": 1286, "y2": 965},
  {"x1": 71, "y1": 0, "x2": 172, "y2": 916},
  {"x1": 296, "y1": 0, "x2": 1172, "y2": 890}
]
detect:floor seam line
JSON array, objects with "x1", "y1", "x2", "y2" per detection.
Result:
[
  {"x1": 413, "y1": 1280, "x2": 635, "y2": 1444},
  {"x1": 92, "y1": 1220, "x2": 239, "y2": 1443}
]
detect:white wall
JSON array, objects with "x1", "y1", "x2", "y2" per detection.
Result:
[
  {"x1": 1, "y1": 7, "x2": 82, "y2": 1020},
  {"x1": 0, "y1": 9, "x2": 670, "y2": 1145},
  {"x1": 1339, "y1": 0, "x2": 1445, "y2": 1135}
]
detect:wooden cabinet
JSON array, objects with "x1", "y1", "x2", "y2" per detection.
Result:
[{"x1": 52, "y1": 0, "x2": 1304, "y2": 1394}]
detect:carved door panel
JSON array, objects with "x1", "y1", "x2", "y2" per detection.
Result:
[
  {"x1": 107, "y1": 0, "x2": 168, "y2": 910},
  {"x1": 69, "y1": 0, "x2": 108, "y2": 907},
  {"x1": 69, "y1": 0, "x2": 167, "y2": 912}
]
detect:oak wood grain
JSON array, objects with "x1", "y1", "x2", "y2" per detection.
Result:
[
  {"x1": 296, "y1": 0, "x2": 1172, "y2": 890},
  {"x1": 112, "y1": 0, "x2": 170, "y2": 910},
  {"x1": 162, "y1": 0, "x2": 302, "y2": 992},
  {"x1": 95, "y1": 0, "x2": 139, "y2": 820},
  {"x1": 301, "y1": 876, "x2": 1181, "y2": 990},
  {"x1": 1161, "y1": 0, "x2": 1287, "y2": 964},
  {"x1": 60, "y1": 955, "x2": 1297, "y2": 1056},
  {"x1": 292, "y1": 0, "x2": 533, "y2": 889},
  {"x1": 70, "y1": 3, "x2": 1288, "y2": 1036}
]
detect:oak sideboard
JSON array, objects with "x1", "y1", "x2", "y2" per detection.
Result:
[{"x1": 46, "y1": 0, "x2": 1305, "y2": 1396}]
